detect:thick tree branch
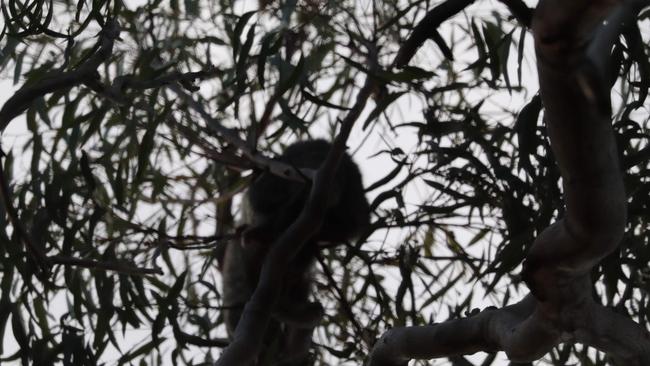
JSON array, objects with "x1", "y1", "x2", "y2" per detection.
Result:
[
  {"x1": 575, "y1": 303, "x2": 650, "y2": 365},
  {"x1": 369, "y1": 297, "x2": 542, "y2": 366},
  {"x1": 371, "y1": 0, "x2": 650, "y2": 364},
  {"x1": 524, "y1": 0, "x2": 630, "y2": 303},
  {"x1": 519, "y1": 0, "x2": 650, "y2": 362}
]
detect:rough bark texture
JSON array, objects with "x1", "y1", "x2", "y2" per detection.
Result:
[{"x1": 369, "y1": 1, "x2": 650, "y2": 365}]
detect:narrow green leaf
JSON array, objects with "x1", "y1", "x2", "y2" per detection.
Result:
[
  {"x1": 363, "y1": 91, "x2": 406, "y2": 129},
  {"x1": 11, "y1": 306, "x2": 29, "y2": 352}
]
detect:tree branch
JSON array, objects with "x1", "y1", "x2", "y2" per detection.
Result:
[
  {"x1": 215, "y1": 50, "x2": 378, "y2": 366},
  {"x1": 0, "y1": 20, "x2": 121, "y2": 274},
  {"x1": 393, "y1": 0, "x2": 475, "y2": 68},
  {"x1": 48, "y1": 255, "x2": 162, "y2": 276},
  {"x1": 168, "y1": 83, "x2": 318, "y2": 183},
  {"x1": 371, "y1": 0, "x2": 650, "y2": 364},
  {"x1": 0, "y1": 20, "x2": 120, "y2": 131},
  {"x1": 498, "y1": 0, "x2": 533, "y2": 27},
  {"x1": 575, "y1": 303, "x2": 650, "y2": 365},
  {"x1": 524, "y1": 0, "x2": 633, "y2": 304},
  {"x1": 368, "y1": 297, "x2": 540, "y2": 366},
  {"x1": 85, "y1": 68, "x2": 224, "y2": 104}
]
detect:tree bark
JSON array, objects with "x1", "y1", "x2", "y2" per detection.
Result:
[{"x1": 369, "y1": 1, "x2": 650, "y2": 365}]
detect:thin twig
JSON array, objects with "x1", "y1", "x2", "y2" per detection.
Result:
[
  {"x1": 169, "y1": 84, "x2": 318, "y2": 183},
  {"x1": 49, "y1": 255, "x2": 162, "y2": 276},
  {"x1": 316, "y1": 254, "x2": 365, "y2": 336}
]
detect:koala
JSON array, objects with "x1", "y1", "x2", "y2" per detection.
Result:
[{"x1": 221, "y1": 139, "x2": 370, "y2": 364}]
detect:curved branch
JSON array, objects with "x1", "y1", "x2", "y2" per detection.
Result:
[
  {"x1": 579, "y1": 1, "x2": 649, "y2": 108},
  {"x1": 524, "y1": 0, "x2": 632, "y2": 302},
  {"x1": 369, "y1": 297, "x2": 544, "y2": 366},
  {"x1": 575, "y1": 303, "x2": 650, "y2": 365},
  {"x1": 393, "y1": 0, "x2": 532, "y2": 69},
  {"x1": 393, "y1": 0, "x2": 475, "y2": 68},
  {"x1": 0, "y1": 20, "x2": 120, "y2": 131},
  {"x1": 371, "y1": 0, "x2": 650, "y2": 364}
]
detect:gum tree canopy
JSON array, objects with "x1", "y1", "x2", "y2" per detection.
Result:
[{"x1": 1, "y1": 0, "x2": 650, "y2": 365}]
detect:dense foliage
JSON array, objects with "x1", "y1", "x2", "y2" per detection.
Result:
[{"x1": 0, "y1": 0, "x2": 649, "y2": 364}]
